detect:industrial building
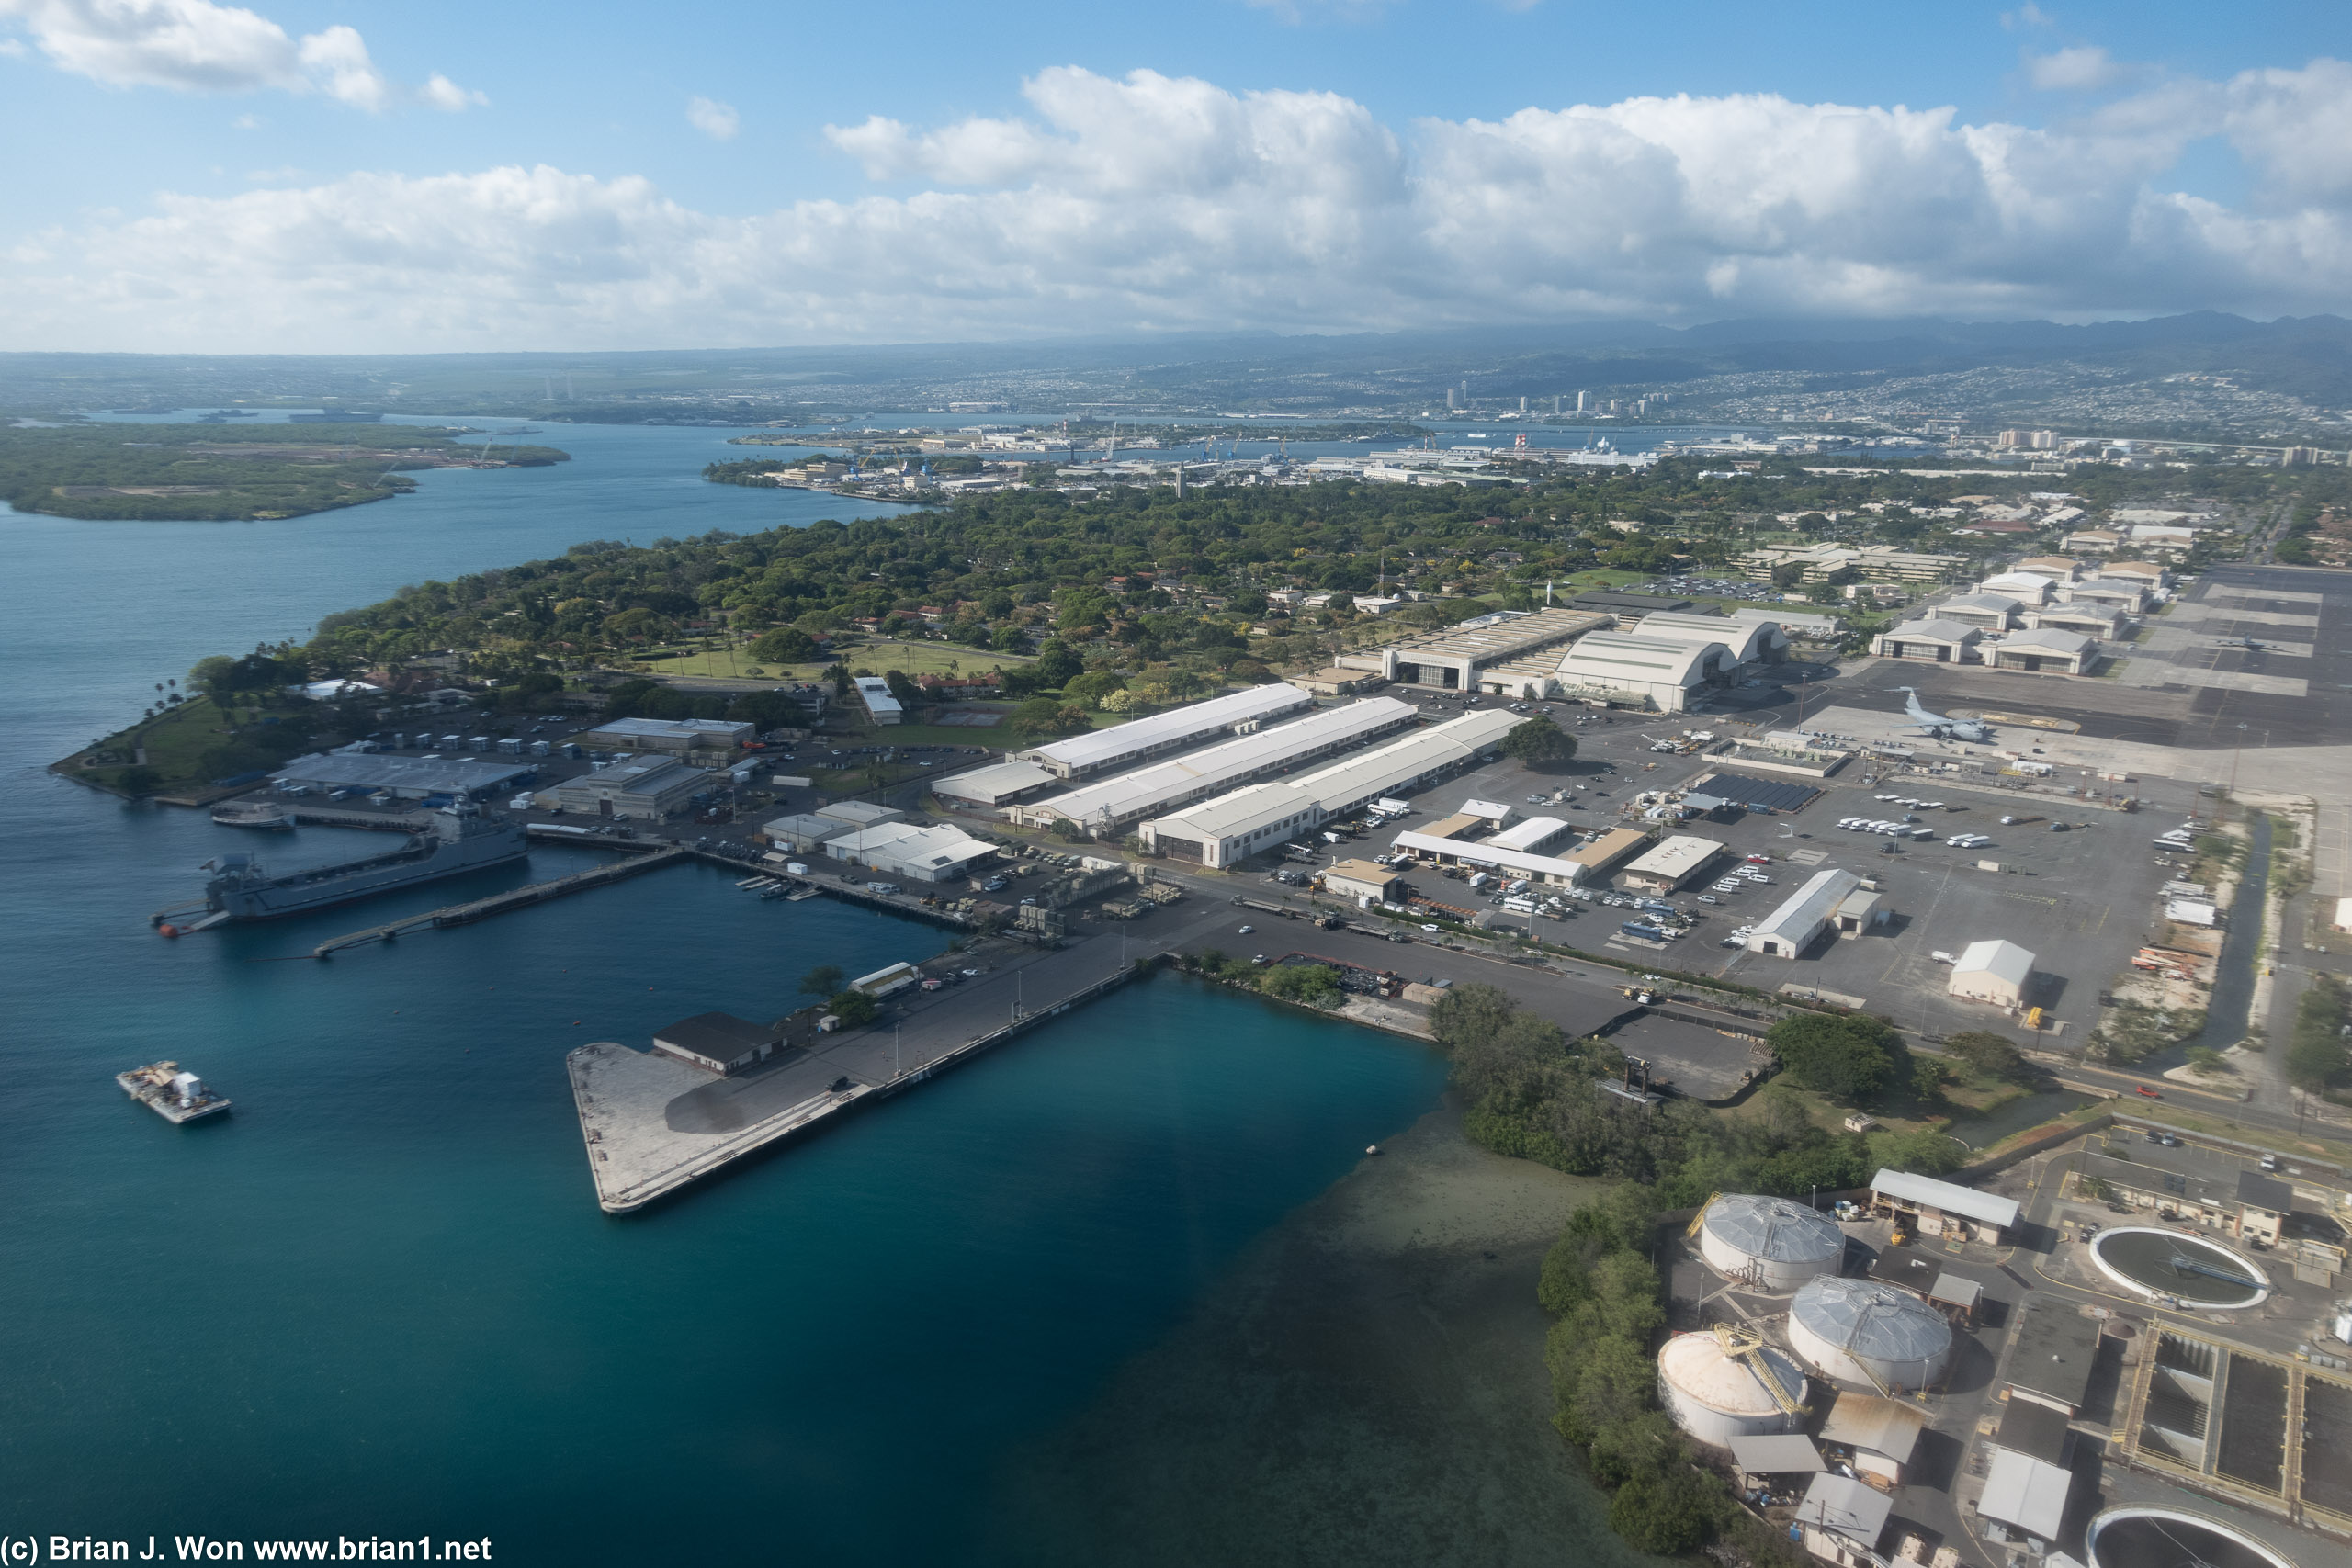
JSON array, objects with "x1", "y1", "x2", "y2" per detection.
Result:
[
  {"x1": 854, "y1": 676, "x2": 903, "y2": 725},
  {"x1": 651, "y1": 1013, "x2": 782, "y2": 1076},
  {"x1": 822, "y1": 820, "x2": 998, "y2": 884},
  {"x1": 2024, "y1": 603, "x2": 2126, "y2": 639},
  {"x1": 1817, "y1": 1393, "x2": 1926, "y2": 1487},
  {"x1": 1978, "y1": 1400, "x2": 2077, "y2": 1552},
  {"x1": 928, "y1": 759, "x2": 1059, "y2": 809},
  {"x1": 1657, "y1": 1331, "x2": 1811, "y2": 1448},
  {"x1": 1548, "y1": 632, "x2": 1732, "y2": 712},
  {"x1": 1870, "y1": 618, "x2": 1982, "y2": 662},
  {"x1": 2061, "y1": 576, "x2": 2151, "y2": 613},
  {"x1": 542, "y1": 757, "x2": 712, "y2": 820},
  {"x1": 1332, "y1": 607, "x2": 1611, "y2": 693},
  {"x1": 1487, "y1": 815, "x2": 1576, "y2": 854},
  {"x1": 1868, "y1": 1169, "x2": 2020, "y2": 1243},
  {"x1": 1792, "y1": 1473, "x2": 1893, "y2": 1568},
  {"x1": 1991, "y1": 627, "x2": 2096, "y2": 674},
  {"x1": 1696, "y1": 1194, "x2": 1846, "y2": 1291},
  {"x1": 269, "y1": 751, "x2": 536, "y2": 801},
  {"x1": 1743, "y1": 868, "x2": 1879, "y2": 957},
  {"x1": 577, "y1": 716, "x2": 752, "y2": 754},
  {"x1": 2075, "y1": 1146, "x2": 2297, "y2": 1245},
  {"x1": 1737, "y1": 543, "x2": 1967, "y2": 583},
  {"x1": 2003, "y1": 1296, "x2": 2102, "y2": 1416},
  {"x1": 1787, "y1": 1277, "x2": 1953, "y2": 1393},
  {"x1": 1976, "y1": 572, "x2": 2056, "y2": 604},
  {"x1": 1635, "y1": 611, "x2": 1788, "y2": 667},
  {"x1": 1138, "y1": 709, "x2": 1519, "y2": 867},
  {"x1": 1936, "y1": 593, "x2": 2025, "y2": 631},
  {"x1": 1619, "y1": 834, "x2": 1729, "y2": 893},
  {"x1": 1734, "y1": 605, "x2": 1838, "y2": 640},
  {"x1": 1006, "y1": 698, "x2": 1416, "y2": 833},
  {"x1": 1566, "y1": 827, "x2": 1654, "y2": 878},
  {"x1": 1949, "y1": 939, "x2": 2034, "y2": 1008},
  {"x1": 1321, "y1": 859, "x2": 1408, "y2": 905},
  {"x1": 759, "y1": 812, "x2": 853, "y2": 852},
  {"x1": 2013, "y1": 555, "x2": 2086, "y2": 583},
  {"x1": 1018, "y1": 683, "x2": 1314, "y2": 779}
]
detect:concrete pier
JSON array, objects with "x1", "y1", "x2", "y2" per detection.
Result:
[
  {"x1": 311, "y1": 845, "x2": 685, "y2": 956},
  {"x1": 567, "y1": 897, "x2": 1249, "y2": 1213}
]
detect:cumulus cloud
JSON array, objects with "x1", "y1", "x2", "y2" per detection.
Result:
[
  {"x1": 420, "y1": 72, "x2": 486, "y2": 113},
  {"x1": 685, "y1": 95, "x2": 738, "y2": 141},
  {"x1": 2025, "y1": 44, "x2": 2123, "y2": 91},
  {"x1": 4, "y1": 63, "x2": 2350, "y2": 351},
  {"x1": 0, "y1": 0, "x2": 481, "y2": 109}
]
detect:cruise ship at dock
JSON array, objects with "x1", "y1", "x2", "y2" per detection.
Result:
[{"x1": 198, "y1": 807, "x2": 526, "y2": 919}]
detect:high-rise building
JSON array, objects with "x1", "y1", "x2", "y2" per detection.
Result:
[
  {"x1": 1445, "y1": 387, "x2": 1462, "y2": 412},
  {"x1": 1553, "y1": 394, "x2": 1563, "y2": 415},
  {"x1": 1519, "y1": 396, "x2": 1528, "y2": 412},
  {"x1": 1574, "y1": 391, "x2": 1589, "y2": 413}
]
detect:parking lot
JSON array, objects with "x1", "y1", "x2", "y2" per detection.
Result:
[{"x1": 1262, "y1": 721, "x2": 2181, "y2": 1052}]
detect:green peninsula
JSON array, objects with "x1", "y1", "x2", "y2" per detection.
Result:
[{"x1": 0, "y1": 423, "x2": 569, "y2": 521}]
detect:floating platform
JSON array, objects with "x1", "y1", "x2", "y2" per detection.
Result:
[{"x1": 117, "y1": 1061, "x2": 231, "y2": 1123}]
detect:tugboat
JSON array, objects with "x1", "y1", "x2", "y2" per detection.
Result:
[
  {"x1": 118, "y1": 1061, "x2": 232, "y2": 1122},
  {"x1": 211, "y1": 799, "x2": 295, "y2": 831}
]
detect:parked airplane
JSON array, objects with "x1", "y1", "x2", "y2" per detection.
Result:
[
  {"x1": 2216, "y1": 634, "x2": 2265, "y2": 651},
  {"x1": 1896, "y1": 687, "x2": 1992, "y2": 742}
]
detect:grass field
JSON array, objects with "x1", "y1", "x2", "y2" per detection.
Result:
[
  {"x1": 57, "y1": 695, "x2": 238, "y2": 794},
  {"x1": 639, "y1": 636, "x2": 1030, "y2": 682}
]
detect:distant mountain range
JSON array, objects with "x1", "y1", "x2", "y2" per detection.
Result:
[{"x1": 5, "y1": 311, "x2": 2347, "y2": 414}]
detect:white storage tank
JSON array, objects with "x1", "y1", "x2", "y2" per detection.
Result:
[
  {"x1": 1657, "y1": 1332, "x2": 1810, "y2": 1448},
  {"x1": 1788, "y1": 1278, "x2": 1952, "y2": 1392},
  {"x1": 1699, "y1": 1194, "x2": 1846, "y2": 1291}
]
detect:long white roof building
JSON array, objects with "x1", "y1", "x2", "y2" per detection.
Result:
[
  {"x1": 1017, "y1": 683, "x2": 1315, "y2": 779},
  {"x1": 1006, "y1": 698, "x2": 1416, "y2": 830},
  {"x1": 1139, "y1": 708, "x2": 1519, "y2": 868}
]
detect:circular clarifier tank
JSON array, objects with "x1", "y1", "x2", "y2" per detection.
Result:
[
  {"x1": 2087, "y1": 1226, "x2": 2270, "y2": 1308},
  {"x1": 2086, "y1": 1507, "x2": 2300, "y2": 1568}
]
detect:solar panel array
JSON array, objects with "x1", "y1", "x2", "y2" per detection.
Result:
[{"x1": 1689, "y1": 770, "x2": 1823, "y2": 814}]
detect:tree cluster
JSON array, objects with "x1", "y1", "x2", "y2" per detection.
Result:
[{"x1": 1436, "y1": 985, "x2": 1964, "y2": 1203}]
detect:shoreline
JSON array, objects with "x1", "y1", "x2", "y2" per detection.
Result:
[{"x1": 986, "y1": 1093, "x2": 1653, "y2": 1568}]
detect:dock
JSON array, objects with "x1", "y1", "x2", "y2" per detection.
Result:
[
  {"x1": 566, "y1": 894, "x2": 1246, "y2": 1213},
  {"x1": 311, "y1": 845, "x2": 686, "y2": 956}
]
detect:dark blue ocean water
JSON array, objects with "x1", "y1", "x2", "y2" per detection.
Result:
[{"x1": 0, "y1": 424, "x2": 1453, "y2": 1563}]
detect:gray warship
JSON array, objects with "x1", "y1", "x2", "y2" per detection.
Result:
[{"x1": 198, "y1": 806, "x2": 527, "y2": 919}]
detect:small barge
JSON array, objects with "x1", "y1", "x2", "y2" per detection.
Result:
[{"x1": 117, "y1": 1061, "x2": 232, "y2": 1123}]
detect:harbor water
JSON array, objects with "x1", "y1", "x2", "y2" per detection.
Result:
[{"x1": 0, "y1": 425, "x2": 1628, "y2": 1564}]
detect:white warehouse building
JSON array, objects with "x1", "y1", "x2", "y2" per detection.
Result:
[
  {"x1": 1018, "y1": 684, "x2": 1315, "y2": 780},
  {"x1": 1949, "y1": 940, "x2": 2034, "y2": 1009},
  {"x1": 1138, "y1": 709, "x2": 1519, "y2": 867},
  {"x1": 1006, "y1": 698, "x2": 1416, "y2": 833}
]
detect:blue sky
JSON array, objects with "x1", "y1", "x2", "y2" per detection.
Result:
[{"x1": 1, "y1": 0, "x2": 2345, "y2": 351}]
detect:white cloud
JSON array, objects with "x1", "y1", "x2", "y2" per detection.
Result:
[
  {"x1": 4, "y1": 63, "x2": 2349, "y2": 352},
  {"x1": 0, "y1": 34, "x2": 27, "y2": 53},
  {"x1": 2025, "y1": 44, "x2": 2122, "y2": 91},
  {"x1": 0, "y1": 0, "x2": 480, "y2": 110},
  {"x1": 686, "y1": 95, "x2": 739, "y2": 141},
  {"x1": 2002, "y1": 3, "x2": 2054, "y2": 29},
  {"x1": 419, "y1": 71, "x2": 485, "y2": 113}
]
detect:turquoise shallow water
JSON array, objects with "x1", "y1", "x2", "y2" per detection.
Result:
[{"x1": 0, "y1": 427, "x2": 1454, "y2": 1562}]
